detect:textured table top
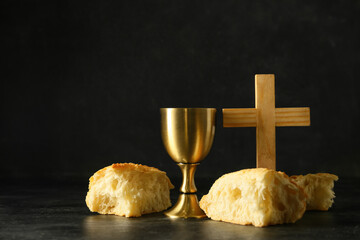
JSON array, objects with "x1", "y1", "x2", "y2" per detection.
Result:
[{"x1": 1, "y1": 177, "x2": 359, "y2": 240}]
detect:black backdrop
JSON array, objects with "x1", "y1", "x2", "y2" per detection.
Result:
[{"x1": 2, "y1": 0, "x2": 360, "y2": 181}]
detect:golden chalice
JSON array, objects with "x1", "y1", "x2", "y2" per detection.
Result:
[{"x1": 160, "y1": 108, "x2": 216, "y2": 218}]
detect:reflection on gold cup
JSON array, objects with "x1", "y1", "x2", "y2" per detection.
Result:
[{"x1": 160, "y1": 108, "x2": 216, "y2": 218}]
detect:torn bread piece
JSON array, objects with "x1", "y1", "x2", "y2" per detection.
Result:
[
  {"x1": 291, "y1": 173, "x2": 338, "y2": 211},
  {"x1": 199, "y1": 168, "x2": 306, "y2": 227},
  {"x1": 85, "y1": 163, "x2": 174, "y2": 217}
]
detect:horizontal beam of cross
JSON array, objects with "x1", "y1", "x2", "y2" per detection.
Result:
[{"x1": 223, "y1": 107, "x2": 310, "y2": 127}]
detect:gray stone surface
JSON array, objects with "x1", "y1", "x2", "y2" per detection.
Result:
[{"x1": 1, "y1": 177, "x2": 359, "y2": 240}]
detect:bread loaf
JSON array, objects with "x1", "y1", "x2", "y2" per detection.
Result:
[
  {"x1": 85, "y1": 163, "x2": 174, "y2": 217},
  {"x1": 290, "y1": 173, "x2": 338, "y2": 211},
  {"x1": 199, "y1": 168, "x2": 306, "y2": 227}
]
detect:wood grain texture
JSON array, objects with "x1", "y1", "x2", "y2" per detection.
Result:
[
  {"x1": 275, "y1": 107, "x2": 310, "y2": 126},
  {"x1": 255, "y1": 74, "x2": 276, "y2": 170},
  {"x1": 222, "y1": 108, "x2": 257, "y2": 127},
  {"x1": 223, "y1": 107, "x2": 310, "y2": 127}
]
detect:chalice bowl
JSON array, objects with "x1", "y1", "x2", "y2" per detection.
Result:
[{"x1": 160, "y1": 108, "x2": 216, "y2": 218}]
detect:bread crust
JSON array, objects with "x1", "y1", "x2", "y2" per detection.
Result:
[
  {"x1": 89, "y1": 163, "x2": 174, "y2": 189},
  {"x1": 291, "y1": 173, "x2": 338, "y2": 181}
]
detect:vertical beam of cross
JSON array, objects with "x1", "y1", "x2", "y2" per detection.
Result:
[{"x1": 255, "y1": 74, "x2": 276, "y2": 169}]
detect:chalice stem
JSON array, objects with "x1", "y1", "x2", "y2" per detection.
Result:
[
  {"x1": 164, "y1": 163, "x2": 206, "y2": 218},
  {"x1": 179, "y1": 163, "x2": 198, "y2": 193}
]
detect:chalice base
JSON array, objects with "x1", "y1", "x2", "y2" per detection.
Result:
[{"x1": 164, "y1": 193, "x2": 206, "y2": 218}]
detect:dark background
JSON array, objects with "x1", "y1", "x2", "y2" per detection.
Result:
[{"x1": 2, "y1": 0, "x2": 360, "y2": 182}]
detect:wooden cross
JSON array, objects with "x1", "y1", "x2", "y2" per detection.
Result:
[{"x1": 223, "y1": 74, "x2": 310, "y2": 170}]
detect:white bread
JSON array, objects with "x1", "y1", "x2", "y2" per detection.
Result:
[
  {"x1": 85, "y1": 163, "x2": 174, "y2": 217},
  {"x1": 290, "y1": 173, "x2": 338, "y2": 211},
  {"x1": 199, "y1": 168, "x2": 306, "y2": 227}
]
